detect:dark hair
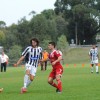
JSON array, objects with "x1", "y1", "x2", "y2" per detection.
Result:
[
  {"x1": 49, "y1": 42, "x2": 56, "y2": 48},
  {"x1": 30, "y1": 38, "x2": 39, "y2": 46}
]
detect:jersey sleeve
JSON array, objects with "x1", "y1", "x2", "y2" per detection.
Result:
[
  {"x1": 54, "y1": 50, "x2": 62, "y2": 58},
  {"x1": 89, "y1": 49, "x2": 91, "y2": 56},
  {"x1": 22, "y1": 47, "x2": 30, "y2": 57},
  {"x1": 39, "y1": 47, "x2": 43, "y2": 60}
]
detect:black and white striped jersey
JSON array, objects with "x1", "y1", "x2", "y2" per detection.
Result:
[
  {"x1": 89, "y1": 48, "x2": 98, "y2": 61},
  {"x1": 22, "y1": 46, "x2": 42, "y2": 67}
]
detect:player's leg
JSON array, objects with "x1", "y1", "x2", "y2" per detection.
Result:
[
  {"x1": 48, "y1": 77, "x2": 58, "y2": 89},
  {"x1": 23, "y1": 69, "x2": 30, "y2": 88},
  {"x1": 43, "y1": 62, "x2": 45, "y2": 71},
  {"x1": 95, "y1": 61, "x2": 99, "y2": 73},
  {"x1": 55, "y1": 68, "x2": 63, "y2": 93},
  {"x1": 21, "y1": 66, "x2": 31, "y2": 93},
  {"x1": 91, "y1": 61, "x2": 94, "y2": 73},
  {"x1": 45, "y1": 61, "x2": 47, "y2": 70},
  {"x1": 26, "y1": 74, "x2": 34, "y2": 87},
  {"x1": 48, "y1": 71, "x2": 58, "y2": 89},
  {"x1": 4, "y1": 62, "x2": 7, "y2": 72},
  {"x1": 40, "y1": 62, "x2": 43, "y2": 71},
  {"x1": 26, "y1": 67, "x2": 36, "y2": 87},
  {"x1": 1, "y1": 63, "x2": 3, "y2": 72},
  {"x1": 94, "y1": 59, "x2": 99, "y2": 73},
  {"x1": 91, "y1": 64, "x2": 94, "y2": 73},
  {"x1": 95, "y1": 64, "x2": 99, "y2": 73}
]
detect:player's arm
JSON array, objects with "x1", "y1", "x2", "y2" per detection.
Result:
[
  {"x1": 52, "y1": 56, "x2": 62, "y2": 66},
  {"x1": 14, "y1": 47, "x2": 29, "y2": 66},
  {"x1": 97, "y1": 54, "x2": 99, "y2": 59},
  {"x1": 16, "y1": 56, "x2": 25, "y2": 66},
  {"x1": 38, "y1": 48, "x2": 43, "y2": 62},
  {"x1": 88, "y1": 51, "x2": 92, "y2": 59}
]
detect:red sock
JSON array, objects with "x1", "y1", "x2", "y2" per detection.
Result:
[
  {"x1": 57, "y1": 79, "x2": 62, "y2": 91},
  {"x1": 49, "y1": 82, "x2": 58, "y2": 89}
]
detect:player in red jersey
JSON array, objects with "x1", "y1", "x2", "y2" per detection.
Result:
[{"x1": 48, "y1": 42, "x2": 63, "y2": 93}]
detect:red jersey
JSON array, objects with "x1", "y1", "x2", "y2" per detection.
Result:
[{"x1": 49, "y1": 50, "x2": 63, "y2": 69}]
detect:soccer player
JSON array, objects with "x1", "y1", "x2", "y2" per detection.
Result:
[
  {"x1": 89, "y1": 44, "x2": 99, "y2": 74},
  {"x1": 15, "y1": 38, "x2": 42, "y2": 93},
  {"x1": 48, "y1": 42, "x2": 63, "y2": 93}
]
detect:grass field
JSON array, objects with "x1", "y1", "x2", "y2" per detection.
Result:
[{"x1": 0, "y1": 64, "x2": 100, "y2": 100}]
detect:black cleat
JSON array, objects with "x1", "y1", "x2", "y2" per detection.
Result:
[
  {"x1": 96, "y1": 72, "x2": 99, "y2": 74},
  {"x1": 56, "y1": 89, "x2": 62, "y2": 93}
]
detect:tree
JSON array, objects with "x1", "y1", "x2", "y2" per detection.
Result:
[
  {"x1": 57, "y1": 34, "x2": 68, "y2": 51},
  {"x1": 54, "y1": 0, "x2": 100, "y2": 44},
  {"x1": 0, "y1": 30, "x2": 5, "y2": 45},
  {"x1": 17, "y1": 17, "x2": 30, "y2": 47},
  {"x1": 55, "y1": 16, "x2": 68, "y2": 37},
  {"x1": 41, "y1": 35, "x2": 52, "y2": 49},
  {"x1": 0, "y1": 21, "x2": 6, "y2": 28},
  {"x1": 41, "y1": 9, "x2": 55, "y2": 20},
  {"x1": 7, "y1": 45, "x2": 22, "y2": 65},
  {"x1": 29, "y1": 14, "x2": 48, "y2": 41}
]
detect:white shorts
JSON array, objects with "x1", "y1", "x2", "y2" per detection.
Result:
[
  {"x1": 25, "y1": 63, "x2": 37, "y2": 76},
  {"x1": 91, "y1": 59, "x2": 98, "y2": 64}
]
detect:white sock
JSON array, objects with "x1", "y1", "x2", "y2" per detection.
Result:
[
  {"x1": 96, "y1": 66, "x2": 98, "y2": 72},
  {"x1": 91, "y1": 66, "x2": 93, "y2": 72},
  {"x1": 24, "y1": 74, "x2": 29, "y2": 88},
  {"x1": 26, "y1": 79, "x2": 32, "y2": 87}
]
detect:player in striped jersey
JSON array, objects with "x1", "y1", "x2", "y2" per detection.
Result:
[
  {"x1": 89, "y1": 44, "x2": 99, "y2": 74},
  {"x1": 15, "y1": 38, "x2": 42, "y2": 93}
]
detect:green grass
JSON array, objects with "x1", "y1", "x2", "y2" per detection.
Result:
[
  {"x1": 63, "y1": 47, "x2": 100, "y2": 64},
  {"x1": 63, "y1": 48, "x2": 91, "y2": 64},
  {"x1": 0, "y1": 64, "x2": 100, "y2": 100}
]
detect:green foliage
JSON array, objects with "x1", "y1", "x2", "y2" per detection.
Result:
[
  {"x1": 8, "y1": 45, "x2": 22, "y2": 64},
  {"x1": 0, "y1": 30, "x2": 5, "y2": 45},
  {"x1": 4, "y1": 30, "x2": 18, "y2": 49},
  {"x1": 55, "y1": 16, "x2": 68, "y2": 37},
  {"x1": 29, "y1": 14, "x2": 49, "y2": 42},
  {"x1": 1, "y1": 1, "x2": 100, "y2": 62},
  {"x1": 57, "y1": 34, "x2": 68, "y2": 51},
  {"x1": 41, "y1": 35, "x2": 52, "y2": 49},
  {"x1": 41, "y1": 9, "x2": 55, "y2": 20},
  {"x1": 54, "y1": 0, "x2": 100, "y2": 44},
  {"x1": 0, "y1": 21, "x2": 6, "y2": 28}
]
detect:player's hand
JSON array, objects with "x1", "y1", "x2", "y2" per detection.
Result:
[
  {"x1": 39, "y1": 59, "x2": 44, "y2": 63},
  {"x1": 51, "y1": 61, "x2": 56, "y2": 65},
  {"x1": 13, "y1": 63, "x2": 18, "y2": 67}
]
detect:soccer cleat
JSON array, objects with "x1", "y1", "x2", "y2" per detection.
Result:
[
  {"x1": 56, "y1": 89, "x2": 62, "y2": 93},
  {"x1": 96, "y1": 72, "x2": 99, "y2": 74},
  {"x1": 20, "y1": 87, "x2": 27, "y2": 94},
  {"x1": 0, "y1": 88, "x2": 3, "y2": 92},
  {"x1": 91, "y1": 72, "x2": 93, "y2": 73}
]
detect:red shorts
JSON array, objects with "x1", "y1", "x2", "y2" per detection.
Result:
[{"x1": 49, "y1": 68, "x2": 63, "y2": 79}]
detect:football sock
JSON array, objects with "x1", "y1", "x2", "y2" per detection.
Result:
[
  {"x1": 91, "y1": 66, "x2": 93, "y2": 72},
  {"x1": 49, "y1": 82, "x2": 58, "y2": 89},
  {"x1": 26, "y1": 79, "x2": 32, "y2": 87},
  {"x1": 96, "y1": 66, "x2": 98, "y2": 72},
  {"x1": 57, "y1": 79, "x2": 62, "y2": 91},
  {"x1": 24, "y1": 74, "x2": 29, "y2": 88}
]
